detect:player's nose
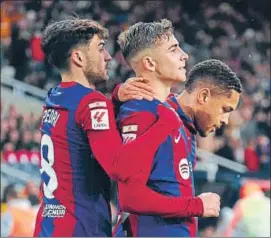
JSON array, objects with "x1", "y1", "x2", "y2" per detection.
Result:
[
  {"x1": 221, "y1": 115, "x2": 229, "y2": 126},
  {"x1": 180, "y1": 49, "x2": 189, "y2": 61},
  {"x1": 105, "y1": 50, "x2": 112, "y2": 62}
]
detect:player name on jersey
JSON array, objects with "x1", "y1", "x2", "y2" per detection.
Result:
[{"x1": 42, "y1": 109, "x2": 60, "y2": 127}]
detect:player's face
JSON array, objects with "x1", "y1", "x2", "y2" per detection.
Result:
[
  {"x1": 153, "y1": 35, "x2": 188, "y2": 83},
  {"x1": 194, "y1": 90, "x2": 240, "y2": 137},
  {"x1": 83, "y1": 35, "x2": 112, "y2": 82}
]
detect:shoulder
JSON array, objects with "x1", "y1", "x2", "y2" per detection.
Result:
[
  {"x1": 75, "y1": 85, "x2": 107, "y2": 104},
  {"x1": 45, "y1": 84, "x2": 100, "y2": 110},
  {"x1": 77, "y1": 88, "x2": 112, "y2": 110},
  {"x1": 75, "y1": 89, "x2": 113, "y2": 128},
  {"x1": 119, "y1": 99, "x2": 160, "y2": 118}
]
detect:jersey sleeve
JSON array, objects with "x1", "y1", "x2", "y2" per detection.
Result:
[
  {"x1": 75, "y1": 91, "x2": 175, "y2": 182},
  {"x1": 118, "y1": 110, "x2": 159, "y2": 182},
  {"x1": 118, "y1": 181, "x2": 203, "y2": 218}
]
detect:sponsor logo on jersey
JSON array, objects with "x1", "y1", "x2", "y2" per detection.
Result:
[
  {"x1": 174, "y1": 132, "x2": 181, "y2": 143},
  {"x1": 42, "y1": 204, "x2": 66, "y2": 218},
  {"x1": 179, "y1": 158, "x2": 190, "y2": 180}
]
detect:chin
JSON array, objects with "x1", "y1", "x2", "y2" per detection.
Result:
[
  {"x1": 100, "y1": 72, "x2": 109, "y2": 81},
  {"x1": 199, "y1": 132, "x2": 208, "y2": 137},
  {"x1": 104, "y1": 71, "x2": 110, "y2": 80},
  {"x1": 177, "y1": 73, "x2": 187, "y2": 82},
  {"x1": 103, "y1": 75, "x2": 109, "y2": 81},
  {"x1": 92, "y1": 75, "x2": 108, "y2": 84},
  {"x1": 197, "y1": 129, "x2": 209, "y2": 137}
]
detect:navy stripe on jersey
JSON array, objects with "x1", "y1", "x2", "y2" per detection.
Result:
[{"x1": 147, "y1": 137, "x2": 181, "y2": 197}]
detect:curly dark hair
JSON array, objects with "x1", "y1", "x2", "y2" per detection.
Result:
[
  {"x1": 185, "y1": 59, "x2": 243, "y2": 97},
  {"x1": 42, "y1": 19, "x2": 108, "y2": 71},
  {"x1": 117, "y1": 19, "x2": 174, "y2": 61}
]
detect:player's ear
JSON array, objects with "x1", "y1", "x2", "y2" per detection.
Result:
[
  {"x1": 197, "y1": 88, "x2": 211, "y2": 105},
  {"x1": 71, "y1": 50, "x2": 85, "y2": 68},
  {"x1": 142, "y1": 56, "x2": 156, "y2": 72}
]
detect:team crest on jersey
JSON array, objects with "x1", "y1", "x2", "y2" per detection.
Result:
[
  {"x1": 179, "y1": 158, "x2": 190, "y2": 180},
  {"x1": 90, "y1": 109, "x2": 109, "y2": 130}
]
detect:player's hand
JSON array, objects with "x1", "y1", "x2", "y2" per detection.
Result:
[
  {"x1": 157, "y1": 105, "x2": 181, "y2": 131},
  {"x1": 198, "y1": 192, "x2": 221, "y2": 217},
  {"x1": 118, "y1": 77, "x2": 155, "y2": 102}
]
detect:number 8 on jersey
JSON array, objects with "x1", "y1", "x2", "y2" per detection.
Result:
[{"x1": 40, "y1": 134, "x2": 58, "y2": 199}]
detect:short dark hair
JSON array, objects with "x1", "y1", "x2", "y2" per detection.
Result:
[
  {"x1": 42, "y1": 19, "x2": 108, "y2": 71},
  {"x1": 117, "y1": 19, "x2": 174, "y2": 61},
  {"x1": 185, "y1": 59, "x2": 242, "y2": 96}
]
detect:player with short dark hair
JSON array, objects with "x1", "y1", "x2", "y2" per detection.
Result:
[
  {"x1": 115, "y1": 19, "x2": 242, "y2": 237},
  {"x1": 183, "y1": 59, "x2": 242, "y2": 137},
  {"x1": 33, "y1": 18, "x2": 180, "y2": 237}
]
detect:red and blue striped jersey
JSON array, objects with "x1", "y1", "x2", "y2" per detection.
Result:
[
  {"x1": 34, "y1": 82, "x2": 113, "y2": 236},
  {"x1": 117, "y1": 96, "x2": 199, "y2": 237}
]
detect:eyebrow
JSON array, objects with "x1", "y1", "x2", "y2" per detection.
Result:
[
  {"x1": 98, "y1": 42, "x2": 105, "y2": 47},
  {"x1": 168, "y1": 44, "x2": 178, "y2": 50}
]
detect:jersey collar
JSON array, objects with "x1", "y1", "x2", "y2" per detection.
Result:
[{"x1": 167, "y1": 95, "x2": 197, "y2": 134}]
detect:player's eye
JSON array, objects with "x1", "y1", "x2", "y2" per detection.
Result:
[
  {"x1": 223, "y1": 107, "x2": 231, "y2": 113},
  {"x1": 99, "y1": 44, "x2": 106, "y2": 51}
]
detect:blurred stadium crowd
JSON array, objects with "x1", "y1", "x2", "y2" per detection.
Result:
[{"x1": 1, "y1": 0, "x2": 270, "y2": 237}]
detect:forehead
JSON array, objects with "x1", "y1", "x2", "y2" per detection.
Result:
[
  {"x1": 88, "y1": 34, "x2": 104, "y2": 47},
  {"x1": 156, "y1": 34, "x2": 178, "y2": 49}
]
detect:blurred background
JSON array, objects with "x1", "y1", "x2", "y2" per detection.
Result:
[{"x1": 1, "y1": 0, "x2": 270, "y2": 237}]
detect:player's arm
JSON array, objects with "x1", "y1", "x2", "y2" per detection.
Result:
[
  {"x1": 118, "y1": 181, "x2": 203, "y2": 218},
  {"x1": 117, "y1": 110, "x2": 203, "y2": 218},
  {"x1": 75, "y1": 92, "x2": 179, "y2": 182},
  {"x1": 112, "y1": 77, "x2": 155, "y2": 102}
]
